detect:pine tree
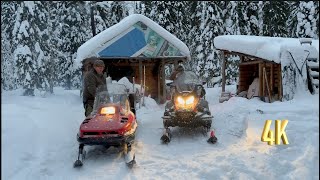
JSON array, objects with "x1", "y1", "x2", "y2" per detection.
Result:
[
  {"x1": 32, "y1": 1, "x2": 52, "y2": 94},
  {"x1": 296, "y1": 1, "x2": 318, "y2": 38},
  {"x1": 194, "y1": 1, "x2": 224, "y2": 83},
  {"x1": 316, "y1": 1, "x2": 319, "y2": 38},
  {"x1": 263, "y1": 1, "x2": 291, "y2": 37},
  {"x1": 1, "y1": 2, "x2": 17, "y2": 90},
  {"x1": 220, "y1": 1, "x2": 240, "y2": 35},
  {"x1": 237, "y1": 1, "x2": 261, "y2": 35},
  {"x1": 91, "y1": 1, "x2": 111, "y2": 34},
  {"x1": 135, "y1": 1, "x2": 146, "y2": 15},
  {"x1": 12, "y1": 2, "x2": 51, "y2": 96},
  {"x1": 58, "y1": 1, "x2": 91, "y2": 89},
  {"x1": 287, "y1": 2, "x2": 300, "y2": 38},
  {"x1": 46, "y1": 1, "x2": 65, "y2": 94},
  {"x1": 109, "y1": 1, "x2": 128, "y2": 25}
]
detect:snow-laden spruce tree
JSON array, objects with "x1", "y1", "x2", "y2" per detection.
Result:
[
  {"x1": 144, "y1": 1, "x2": 191, "y2": 43},
  {"x1": 12, "y1": 1, "x2": 52, "y2": 96},
  {"x1": 90, "y1": 1, "x2": 129, "y2": 35},
  {"x1": 296, "y1": 1, "x2": 318, "y2": 38},
  {"x1": 220, "y1": 1, "x2": 240, "y2": 35},
  {"x1": 193, "y1": 1, "x2": 224, "y2": 86},
  {"x1": 58, "y1": 1, "x2": 91, "y2": 90},
  {"x1": 109, "y1": 1, "x2": 128, "y2": 25},
  {"x1": 1, "y1": 2, "x2": 18, "y2": 90},
  {"x1": 236, "y1": 1, "x2": 261, "y2": 35},
  {"x1": 90, "y1": 1, "x2": 111, "y2": 35},
  {"x1": 217, "y1": 1, "x2": 240, "y2": 86},
  {"x1": 44, "y1": 1, "x2": 66, "y2": 94},
  {"x1": 286, "y1": 2, "x2": 300, "y2": 38},
  {"x1": 262, "y1": 1, "x2": 291, "y2": 37},
  {"x1": 135, "y1": 1, "x2": 146, "y2": 15},
  {"x1": 316, "y1": 1, "x2": 319, "y2": 38}
]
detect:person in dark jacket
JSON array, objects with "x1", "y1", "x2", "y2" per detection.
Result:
[
  {"x1": 82, "y1": 59, "x2": 107, "y2": 116},
  {"x1": 169, "y1": 64, "x2": 185, "y2": 80}
]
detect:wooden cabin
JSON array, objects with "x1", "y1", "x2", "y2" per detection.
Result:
[
  {"x1": 76, "y1": 14, "x2": 191, "y2": 104},
  {"x1": 220, "y1": 51, "x2": 282, "y2": 102},
  {"x1": 214, "y1": 35, "x2": 319, "y2": 103}
]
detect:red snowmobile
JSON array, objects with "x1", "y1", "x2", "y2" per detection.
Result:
[
  {"x1": 161, "y1": 70, "x2": 217, "y2": 144},
  {"x1": 74, "y1": 84, "x2": 137, "y2": 168}
]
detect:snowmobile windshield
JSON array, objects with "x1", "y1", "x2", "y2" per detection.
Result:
[
  {"x1": 92, "y1": 84, "x2": 128, "y2": 114},
  {"x1": 173, "y1": 71, "x2": 202, "y2": 93}
]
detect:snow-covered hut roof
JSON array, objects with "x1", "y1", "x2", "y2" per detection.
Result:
[
  {"x1": 214, "y1": 35, "x2": 319, "y2": 63},
  {"x1": 75, "y1": 14, "x2": 190, "y2": 68}
]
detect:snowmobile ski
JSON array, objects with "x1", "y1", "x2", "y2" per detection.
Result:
[
  {"x1": 74, "y1": 144, "x2": 86, "y2": 168},
  {"x1": 123, "y1": 143, "x2": 136, "y2": 168},
  {"x1": 207, "y1": 130, "x2": 218, "y2": 144},
  {"x1": 160, "y1": 128, "x2": 172, "y2": 143}
]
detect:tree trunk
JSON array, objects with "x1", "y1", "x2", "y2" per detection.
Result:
[{"x1": 90, "y1": 5, "x2": 96, "y2": 37}]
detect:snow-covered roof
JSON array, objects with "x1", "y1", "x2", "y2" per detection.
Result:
[
  {"x1": 214, "y1": 35, "x2": 319, "y2": 63},
  {"x1": 75, "y1": 14, "x2": 190, "y2": 68}
]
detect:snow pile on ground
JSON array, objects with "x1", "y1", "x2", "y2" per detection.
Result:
[{"x1": 2, "y1": 85, "x2": 319, "y2": 179}]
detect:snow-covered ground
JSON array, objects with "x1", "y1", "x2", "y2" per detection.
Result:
[{"x1": 2, "y1": 85, "x2": 319, "y2": 180}]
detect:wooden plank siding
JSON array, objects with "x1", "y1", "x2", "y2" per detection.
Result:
[{"x1": 218, "y1": 49, "x2": 283, "y2": 103}]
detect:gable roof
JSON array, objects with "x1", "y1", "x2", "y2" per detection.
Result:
[
  {"x1": 75, "y1": 14, "x2": 191, "y2": 67},
  {"x1": 214, "y1": 35, "x2": 319, "y2": 63}
]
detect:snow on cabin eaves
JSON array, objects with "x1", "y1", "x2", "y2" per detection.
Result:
[
  {"x1": 214, "y1": 35, "x2": 319, "y2": 64},
  {"x1": 75, "y1": 14, "x2": 191, "y2": 67}
]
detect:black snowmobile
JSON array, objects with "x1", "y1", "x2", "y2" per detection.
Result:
[{"x1": 161, "y1": 70, "x2": 217, "y2": 144}]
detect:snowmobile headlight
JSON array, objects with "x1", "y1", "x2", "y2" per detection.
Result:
[
  {"x1": 177, "y1": 96, "x2": 185, "y2": 105},
  {"x1": 100, "y1": 107, "x2": 116, "y2": 115},
  {"x1": 185, "y1": 96, "x2": 195, "y2": 105}
]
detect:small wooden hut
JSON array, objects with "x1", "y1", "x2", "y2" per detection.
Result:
[
  {"x1": 75, "y1": 14, "x2": 191, "y2": 104},
  {"x1": 214, "y1": 35, "x2": 319, "y2": 103}
]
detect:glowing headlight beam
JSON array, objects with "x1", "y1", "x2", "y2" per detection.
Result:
[
  {"x1": 100, "y1": 107, "x2": 116, "y2": 115},
  {"x1": 186, "y1": 96, "x2": 195, "y2": 105},
  {"x1": 177, "y1": 96, "x2": 185, "y2": 105}
]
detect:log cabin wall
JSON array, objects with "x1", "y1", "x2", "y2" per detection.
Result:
[
  {"x1": 238, "y1": 60, "x2": 282, "y2": 102},
  {"x1": 260, "y1": 63, "x2": 282, "y2": 101}
]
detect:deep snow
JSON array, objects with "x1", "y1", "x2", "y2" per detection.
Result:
[{"x1": 2, "y1": 85, "x2": 319, "y2": 180}]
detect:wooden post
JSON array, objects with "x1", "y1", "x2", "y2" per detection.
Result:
[
  {"x1": 139, "y1": 60, "x2": 142, "y2": 92},
  {"x1": 278, "y1": 65, "x2": 283, "y2": 101},
  {"x1": 142, "y1": 65, "x2": 146, "y2": 106},
  {"x1": 263, "y1": 67, "x2": 272, "y2": 103},
  {"x1": 270, "y1": 64, "x2": 274, "y2": 98},
  {"x1": 161, "y1": 59, "x2": 166, "y2": 104},
  {"x1": 139, "y1": 60, "x2": 143, "y2": 107},
  {"x1": 158, "y1": 63, "x2": 161, "y2": 104},
  {"x1": 221, "y1": 51, "x2": 226, "y2": 92},
  {"x1": 259, "y1": 62, "x2": 263, "y2": 97}
]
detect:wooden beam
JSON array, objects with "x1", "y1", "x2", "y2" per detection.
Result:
[
  {"x1": 221, "y1": 51, "x2": 226, "y2": 92},
  {"x1": 240, "y1": 55, "x2": 244, "y2": 63},
  {"x1": 259, "y1": 62, "x2": 263, "y2": 97},
  {"x1": 239, "y1": 60, "x2": 264, "y2": 66},
  {"x1": 217, "y1": 49, "x2": 279, "y2": 64}
]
